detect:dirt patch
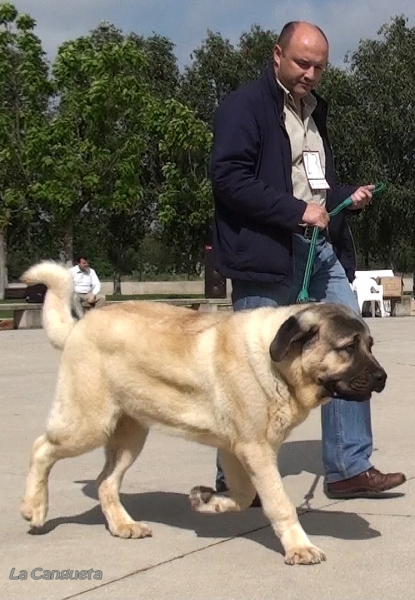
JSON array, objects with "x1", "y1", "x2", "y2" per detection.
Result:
[{"x1": 0, "y1": 320, "x2": 13, "y2": 330}]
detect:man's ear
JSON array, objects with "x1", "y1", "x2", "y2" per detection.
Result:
[{"x1": 269, "y1": 315, "x2": 319, "y2": 363}]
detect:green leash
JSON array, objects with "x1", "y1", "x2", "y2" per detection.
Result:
[{"x1": 296, "y1": 182, "x2": 387, "y2": 303}]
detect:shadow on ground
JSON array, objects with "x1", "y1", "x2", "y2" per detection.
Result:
[
  {"x1": 26, "y1": 440, "x2": 385, "y2": 556},
  {"x1": 278, "y1": 439, "x2": 325, "y2": 478}
]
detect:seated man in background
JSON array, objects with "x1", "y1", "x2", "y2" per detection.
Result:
[{"x1": 70, "y1": 254, "x2": 106, "y2": 318}]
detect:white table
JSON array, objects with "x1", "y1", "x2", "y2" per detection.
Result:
[{"x1": 354, "y1": 270, "x2": 394, "y2": 279}]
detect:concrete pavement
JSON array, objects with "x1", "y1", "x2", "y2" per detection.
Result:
[{"x1": 1, "y1": 316, "x2": 414, "y2": 600}]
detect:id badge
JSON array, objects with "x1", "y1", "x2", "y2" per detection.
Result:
[{"x1": 303, "y1": 151, "x2": 330, "y2": 190}]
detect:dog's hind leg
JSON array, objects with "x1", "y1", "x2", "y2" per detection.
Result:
[
  {"x1": 189, "y1": 449, "x2": 256, "y2": 513},
  {"x1": 97, "y1": 415, "x2": 151, "y2": 539},
  {"x1": 21, "y1": 424, "x2": 109, "y2": 529},
  {"x1": 21, "y1": 362, "x2": 122, "y2": 530}
]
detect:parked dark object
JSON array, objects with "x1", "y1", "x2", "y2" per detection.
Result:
[
  {"x1": 204, "y1": 245, "x2": 227, "y2": 299},
  {"x1": 26, "y1": 284, "x2": 47, "y2": 304}
]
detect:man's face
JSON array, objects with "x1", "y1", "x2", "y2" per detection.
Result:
[
  {"x1": 273, "y1": 27, "x2": 328, "y2": 102},
  {"x1": 78, "y1": 258, "x2": 89, "y2": 271}
]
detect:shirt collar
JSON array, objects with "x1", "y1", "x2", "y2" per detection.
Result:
[{"x1": 275, "y1": 76, "x2": 317, "y2": 116}]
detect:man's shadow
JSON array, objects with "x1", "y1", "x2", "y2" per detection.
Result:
[{"x1": 29, "y1": 439, "x2": 390, "y2": 556}]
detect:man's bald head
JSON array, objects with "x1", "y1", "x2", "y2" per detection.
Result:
[{"x1": 277, "y1": 21, "x2": 329, "y2": 52}]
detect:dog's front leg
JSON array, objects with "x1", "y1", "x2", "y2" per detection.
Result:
[{"x1": 238, "y1": 443, "x2": 326, "y2": 565}]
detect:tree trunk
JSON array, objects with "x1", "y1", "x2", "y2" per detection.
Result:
[
  {"x1": 0, "y1": 230, "x2": 6, "y2": 300},
  {"x1": 113, "y1": 269, "x2": 121, "y2": 295},
  {"x1": 59, "y1": 221, "x2": 74, "y2": 266}
]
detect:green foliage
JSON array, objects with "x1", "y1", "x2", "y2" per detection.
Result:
[
  {"x1": 3, "y1": 6, "x2": 415, "y2": 283},
  {"x1": 29, "y1": 24, "x2": 161, "y2": 269},
  {"x1": 0, "y1": 2, "x2": 50, "y2": 229},
  {"x1": 319, "y1": 16, "x2": 415, "y2": 270},
  {"x1": 149, "y1": 99, "x2": 213, "y2": 274},
  {"x1": 180, "y1": 25, "x2": 276, "y2": 125},
  {"x1": 36, "y1": 28, "x2": 151, "y2": 211},
  {"x1": 130, "y1": 32, "x2": 180, "y2": 98},
  {"x1": 238, "y1": 24, "x2": 277, "y2": 80},
  {"x1": 179, "y1": 31, "x2": 240, "y2": 125}
]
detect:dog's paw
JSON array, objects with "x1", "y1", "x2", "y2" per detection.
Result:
[
  {"x1": 20, "y1": 498, "x2": 47, "y2": 528},
  {"x1": 284, "y1": 544, "x2": 326, "y2": 565},
  {"x1": 110, "y1": 521, "x2": 152, "y2": 539},
  {"x1": 189, "y1": 486, "x2": 216, "y2": 510},
  {"x1": 189, "y1": 486, "x2": 239, "y2": 513}
]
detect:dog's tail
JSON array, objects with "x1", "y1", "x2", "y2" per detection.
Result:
[{"x1": 21, "y1": 261, "x2": 76, "y2": 350}]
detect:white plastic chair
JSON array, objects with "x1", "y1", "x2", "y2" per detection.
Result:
[{"x1": 352, "y1": 277, "x2": 386, "y2": 318}]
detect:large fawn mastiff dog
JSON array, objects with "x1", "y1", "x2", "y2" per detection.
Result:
[{"x1": 20, "y1": 261, "x2": 386, "y2": 565}]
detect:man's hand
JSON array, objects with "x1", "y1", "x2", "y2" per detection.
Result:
[
  {"x1": 302, "y1": 203, "x2": 330, "y2": 230},
  {"x1": 86, "y1": 292, "x2": 96, "y2": 304},
  {"x1": 349, "y1": 184, "x2": 375, "y2": 210}
]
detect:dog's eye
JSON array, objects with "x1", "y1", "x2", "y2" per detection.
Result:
[{"x1": 338, "y1": 344, "x2": 355, "y2": 355}]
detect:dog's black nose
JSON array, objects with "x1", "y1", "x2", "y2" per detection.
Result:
[{"x1": 373, "y1": 369, "x2": 387, "y2": 390}]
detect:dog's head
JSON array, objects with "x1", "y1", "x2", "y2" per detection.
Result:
[{"x1": 269, "y1": 303, "x2": 386, "y2": 402}]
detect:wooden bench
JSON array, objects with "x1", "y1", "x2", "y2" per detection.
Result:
[
  {"x1": 139, "y1": 298, "x2": 231, "y2": 312},
  {"x1": 0, "y1": 297, "x2": 232, "y2": 330},
  {"x1": 5, "y1": 286, "x2": 27, "y2": 300}
]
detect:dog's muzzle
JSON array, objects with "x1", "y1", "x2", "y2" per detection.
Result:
[{"x1": 320, "y1": 367, "x2": 387, "y2": 401}]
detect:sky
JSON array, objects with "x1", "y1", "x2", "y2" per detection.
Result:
[{"x1": 10, "y1": 0, "x2": 415, "y2": 69}]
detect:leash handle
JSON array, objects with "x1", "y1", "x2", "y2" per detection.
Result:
[{"x1": 296, "y1": 182, "x2": 387, "y2": 303}]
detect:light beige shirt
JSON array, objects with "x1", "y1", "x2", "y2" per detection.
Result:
[{"x1": 276, "y1": 78, "x2": 327, "y2": 207}]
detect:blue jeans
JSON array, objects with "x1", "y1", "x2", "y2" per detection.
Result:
[{"x1": 216, "y1": 234, "x2": 372, "y2": 488}]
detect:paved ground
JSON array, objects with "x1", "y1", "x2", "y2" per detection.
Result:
[{"x1": 1, "y1": 316, "x2": 414, "y2": 600}]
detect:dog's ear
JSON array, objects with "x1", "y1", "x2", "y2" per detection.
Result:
[{"x1": 269, "y1": 315, "x2": 319, "y2": 363}]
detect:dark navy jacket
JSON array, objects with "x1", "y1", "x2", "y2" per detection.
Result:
[{"x1": 210, "y1": 63, "x2": 357, "y2": 285}]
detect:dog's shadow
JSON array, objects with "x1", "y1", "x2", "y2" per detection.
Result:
[{"x1": 30, "y1": 440, "x2": 392, "y2": 555}]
